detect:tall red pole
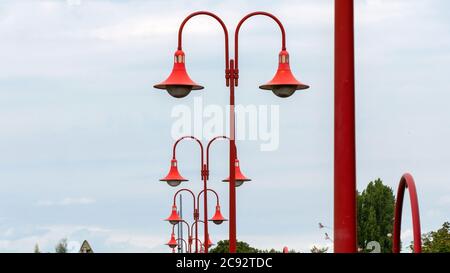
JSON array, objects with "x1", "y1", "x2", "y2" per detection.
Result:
[
  {"x1": 202, "y1": 164, "x2": 209, "y2": 252},
  {"x1": 229, "y1": 59, "x2": 237, "y2": 253},
  {"x1": 334, "y1": 0, "x2": 357, "y2": 253}
]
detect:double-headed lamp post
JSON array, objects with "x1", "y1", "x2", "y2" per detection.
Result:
[{"x1": 154, "y1": 11, "x2": 308, "y2": 253}]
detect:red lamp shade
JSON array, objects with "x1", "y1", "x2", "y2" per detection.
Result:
[
  {"x1": 209, "y1": 205, "x2": 227, "y2": 225},
  {"x1": 259, "y1": 50, "x2": 309, "y2": 98},
  {"x1": 222, "y1": 159, "x2": 251, "y2": 187},
  {"x1": 160, "y1": 159, "x2": 188, "y2": 187},
  {"x1": 165, "y1": 205, "x2": 182, "y2": 225},
  {"x1": 206, "y1": 236, "x2": 214, "y2": 248},
  {"x1": 154, "y1": 50, "x2": 204, "y2": 98},
  {"x1": 166, "y1": 233, "x2": 178, "y2": 249}
]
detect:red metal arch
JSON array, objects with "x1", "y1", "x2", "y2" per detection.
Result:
[{"x1": 392, "y1": 173, "x2": 422, "y2": 253}]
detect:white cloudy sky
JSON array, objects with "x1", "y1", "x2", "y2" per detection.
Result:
[{"x1": 0, "y1": 0, "x2": 449, "y2": 253}]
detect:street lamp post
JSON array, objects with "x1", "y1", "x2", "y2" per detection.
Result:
[
  {"x1": 164, "y1": 187, "x2": 226, "y2": 253},
  {"x1": 334, "y1": 0, "x2": 357, "y2": 253},
  {"x1": 160, "y1": 135, "x2": 250, "y2": 253},
  {"x1": 155, "y1": 11, "x2": 308, "y2": 253},
  {"x1": 166, "y1": 216, "x2": 218, "y2": 253}
]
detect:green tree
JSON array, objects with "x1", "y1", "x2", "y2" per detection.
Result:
[
  {"x1": 34, "y1": 243, "x2": 41, "y2": 253},
  {"x1": 209, "y1": 240, "x2": 259, "y2": 253},
  {"x1": 209, "y1": 240, "x2": 299, "y2": 253},
  {"x1": 412, "y1": 222, "x2": 450, "y2": 253},
  {"x1": 357, "y1": 178, "x2": 395, "y2": 253},
  {"x1": 55, "y1": 238, "x2": 68, "y2": 253}
]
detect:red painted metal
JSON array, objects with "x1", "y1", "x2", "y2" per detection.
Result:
[
  {"x1": 170, "y1": 136, "x2": 209, "y2": 252},
  {"x1": 166, "y1": 232, "x2": 178, "y2": 249},
  {"x1": 176, "y1": 238, "x2": 189, "y2": 253},
  {"x1": 259, "y1": 50, "x2": 309, "y2": 98},
  {"x1": 165, "y1": 205, "x2": 182, "y2": 225},
  {"x1": 283, "y1": 246, "x2": 289, "y2": 253},
  {"x1": 229, "y1": 59, "x2": 237, "y2": 252},
  {"x1": 206, "y1": 235, "x2": 214, "y2": 248},
  {"x1": 171, "y1": 188, "x2": 199, "y2": 252},
  {"x1": 159, "y1": 159, "x2": 188, "y2": 187},
  {"x1": 177, "y1": 11, "x2": 230, "y2": 86},
  {"x1": 172, "y1": 136, "x2": 204, "y2": 173},
  {"x1": 222, "y1": 159, "x2": 251, "y2": 187},
  {"x1": 158, "y1": 11, "x2": 304, "y2": 253},
  {"x1": 234, "y1": 11, "x2": 287, "y2": 86},
  {"x1": 334, "y1": 0, "x2": 357, "y2": 253},
  {"x1": 392, "y1": 173, "x2": 422, "y2": 253},
  {"x1": 153, "y1": 50, "x2": 204, "y2": 98},
  {"x1": 209, "y1": 205, "x2": 227, "y2": 225}
]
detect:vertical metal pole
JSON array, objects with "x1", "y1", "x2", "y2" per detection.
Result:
[
  {"x1": 203, "y1": 164, "x2": 209, "y2": 253},
  {"x1": 179, "y1": 194, "x2": 183, "y2": 253},
  {"x1": 334, "y1": 0, "x2": 357, "y2": 253},
  {"x1": 229, "y1": 59, "x2": 237, "y2": 253}
]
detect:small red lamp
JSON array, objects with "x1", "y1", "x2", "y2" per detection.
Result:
[
  {"x1": 165, "y1": 205, "x2": 182, "y2": 225},
  {"x1": 154, "y1": 50, "x2": 204, "y2": 98},
  {"x1": 209, "y1": 205, "x2": 227, "y2": 225},
  {"x1": 222, "y1": 159, "x2": 251, "y2": 187},
  {"x1": 206, "y1": 236, "x2": 214, "y2": 248},
  {"x1": 166, "y1": 233, "x2": 178, "y2": 249},
  {"x1": 259, "y1": 50, "x2": 309, "y2": 98},
  {"x1": 160, "y1": 159, "x2": 188, "y2": 187}
]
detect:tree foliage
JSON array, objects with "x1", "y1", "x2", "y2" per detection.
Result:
[
  {"x1": 34, "y1": 243, "x2": 41, "y2": 253},
  {"x1": 412, "y1": 222, "x2": 450, "y2": 253},
  {"x1": 357, "y1": 178, "x2": 395, "y2": 253},
  {"x1": 209, "y1": 240, "x2": 259, "y2": 253},
  {"x1": 55, "y1": 238, "x2": 68, "y2": 253},
  {"x1": 209, "y1": 240, "x2": 299, "y2": 253}
]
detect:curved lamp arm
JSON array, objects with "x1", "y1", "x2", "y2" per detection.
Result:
[
  {"x1": 392, "y1": 173, "x2": 422, "y2": 253},
  {"x1": 172, "y1": 136, "x2": 205, "y2": 179},
  {"x1": 177, "y1": 11, "x2": 230, "y2": 86},
  {"x1": 197, "y1": 188, "x2": 220, "y2": 207},
  {"x1": 206, "y1": 136, "x2": 229, "y2": 176},
  {"x1": 178, "y1": 220, "x2": 192, "y2": 239},
  {"x1": 234, "y1": 11, "x2": 287, "y2": 86},
  {"x1": 176, "y1": 238, "x2": 189, "y2": 253},
  {"x1": 191, "y1": 219, "x2": 205, "y2": 232},
  {"x1": 171, "y1": 225, "x2": 192, "y2": 253},
  {"x1": 172, "y1": 188, "x2": 198, "y2": 220}
]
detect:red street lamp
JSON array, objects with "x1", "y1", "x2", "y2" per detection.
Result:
[
  {"x1": 155, "y1": 11, "x2": 308, "y2": 253},
  {"x1": 168, "y1": 220, "x2": 193, "y2": 253},
  {"x1": 160, "y1": 159, "x2": 188, "y2": 187},
  {"x1": 167, "y1": 187, "x2": 226, "y2": 253},
  {"x1": 222, "y1": 159, "x2": 251, "y2": 187},
  {"x1": 209, "y1": 205, "x2": 227, "y2": 225},
  {"x1": 259, "y1": 50, "x2": 309, "y2": 98},
  {"x1": 165, "y1": 204, "x2": 182, "y2": 225},
  {"x1": 166, "y1": 232, "x2": 178, "y2": 249},
  {"x1": 154, "y1": 50, "x2": 204, "y2": 98}
]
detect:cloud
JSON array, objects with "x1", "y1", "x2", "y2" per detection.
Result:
[
  {"x1": 0, "y1": 224, "x2": 164, "y2": 253},
  {"x1": 0, "y1": 0, "x2": 449, "y2": 253}
]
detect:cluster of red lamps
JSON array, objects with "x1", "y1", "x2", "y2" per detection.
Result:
[
  {"x1": 154, "y1": 11, "x2": 309, "y2": 253},
  {"x1": 164, "y1": 188, "x2": 227, "y2": 253}
]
